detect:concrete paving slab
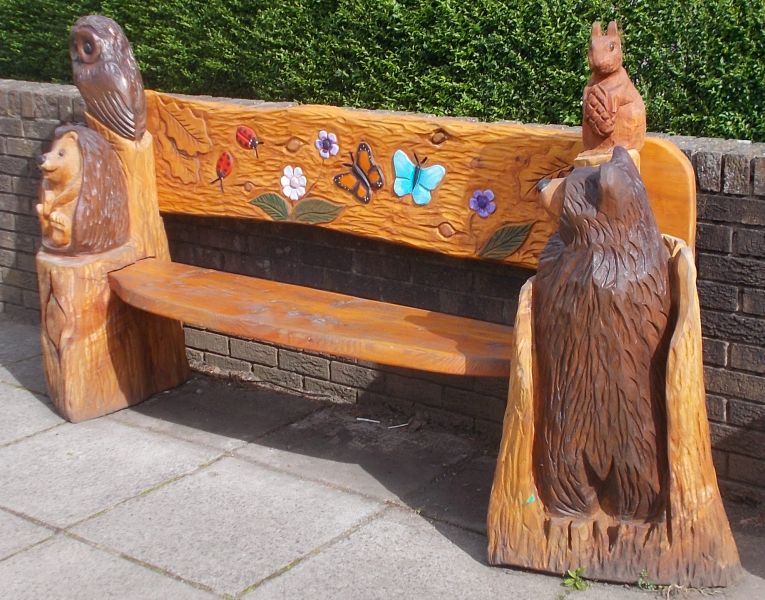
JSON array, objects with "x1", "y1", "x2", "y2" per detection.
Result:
[
  {"x1": 0, "y1": 317, "x2": 40, "y2": 363},
  {"x1": 0, "y1": 535, "x2": 215, "y2": 599},
  {"x1": 0, "y1": 383, "x2": 62, "y2": 446},
  {"x1": 244, "y1": 507, "x2": 639, "y2": 600},
  {"x1": 0, "y1": 508, "x2": 53, "y2": 561},
  {"x1": 409, "y1": 453, "x2": 495, "y2": 534},
  {"x1": 235, "y1": 406, "x2": 475, "y2": 503},
  {"x1": 110, "y1": 377, "x2": 319, "y2": 451},
  {"x1": 0, "y1": 355, "x2": 47, "y2": 395},
  {"x1": 0, "y1": 419, "x2": 220, "y2": 528},
  {"x1": 71, "y1": 456, "x2": 384, "y2": 596}
]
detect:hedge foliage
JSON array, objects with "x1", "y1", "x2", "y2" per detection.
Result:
[{"x1": 2, "y1": 1, "x2": 764, "y2": 141}]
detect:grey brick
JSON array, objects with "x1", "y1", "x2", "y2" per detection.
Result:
[
  {"x1": 728, "y1": 453, "x2": 765, "y2": 487},
  {"x1": 696, "y1": 223, "x2": 732, "y2": 253},
  {"x1": 230, "y1": 338, "x2": 277, "y2": 366},
  {"x1": 441, "y1": 386, "x2": 505, "y2": 422},
  {"x1": 730, "y1": 343, "x2": 765, "y2": 374},
  {"x1": 301, "y1": 243, "x2": 353, "y2": 271},
  {"x1": 22, "y1": 119, "x2": 60, "y2": 141},
  {"x1": 14, "y1": 214, "x2": 41, "y2": 235},
  {"x1": 722, "y1": 154, "x2": 751, "y2": 195},
  {"x1": 0, "y1": 284, "x2": 22, "y2": 303},
  {"x1": 249, "y1": 364, "x2": 302, "y2": 389},
  {"x1": 0, "y1": 212, "x2": 14, "y2": 230},
  {"x1": 473, "y1": 377, "x2": 508, "y2": 400},
  {"x1": 185, "y1": 348, "x2": 204, "y2": 363},
  {"x1": 385, "y1": 373, "x2": 442, "y2": 405},
  {"x1": 439, "y1": 290, "x2": 505, "y2": 323},
  {"x1": 12, "y1": 176, "x2": 38, "y2": 198},
  {"x1": 73, "y1": 96, "x2": 86, "y2": 121},
  {"x1": 704, "y1": 366, "x2": 765, "y2": 403},
  {"x1": 14, "y1": 251, "x2": 35, "y2": 273},
  {"x1": 754, "y1": 157, "x2": 765, "y2": 197},
  {"x1": 0, "y1": 230, "x2": 35, "y2": 252},
  {"x1": 697, "y1": 280, "x2": 738, "y2": 312},
  {"x1": 734, "y1": 228, "x2": 765, "y2": 258},
  {"x1": 727, "y1": 400, "x2": 765, "y2": 431},
  {"x1": 0, "y1": 175, "x2": 11, "y2": 192},
  {"x1": 694, "y1": 152, "x2": 721, "y2": 192},
  {"x1": 22, "y1": 289, "x2": 39, "y2": 310},
  {"x1": 204, "y1": 353, "x2": 250, "y2": 374},
  {"x1": 5, "y1": 138, "x2": 43, "y2": 159},
  {"x1": 697, "y1": 253, "x2": 765, "y2": 287},
  {"x1": 0, "y1": 248, "x2": 15, "y2": 267},
  {"x1": 705, "y1": 394, "x2": 726, "y2": 422},
  {"x1": 702, "y1": 338, "x2": 728, "y2": 367},
  {"x1": 712, "y1": 449, "x2": 729, "y2": 478},
  {"x1": 710, "y1": 422, "x2": 765, "y2": 460},
  {"x1": 0, "y1": 116, "x2": 22, "y2": 136},
  {"x1": 0, "y1": 87, "x2": 21, "y2": 117},
  {"x1": 1, "y1": 268, "x2": 37, "y2": 290},
  {"x1": 697, "y1": 194, "x2": 765, "y2": 226},
  {"x1": 742, "y1": 288, "x2": 765, "y2": 316},
  {"x1": 330, "y1": 361, "x2": 385, "y2": 391},
  {"x1": 701, "y1": 309, "x2": 765, "y2": 345},
  {"x1": 411, "y1": 261, "x2": 472, "y2": 293},
  {"x1": 0, "y1": 193, "x2": 30, "y2": 214},
  {"x1": 0, "y1": 156, "x2": 31, "y2": 177},
  {"x1": 192, "y1": 246, "x2": 223, "y2": 270},
  {"x1": 183, "y1": 328, "x2": 229, "y2": 354},
  {"x1": 304, "y1": 377, "x2": 356, "y2": 403},
  {"x1": 278, "y1": 349, "x2": 329, "y2": 379},
  {"x1": 352, "y1": 250, "x2": 411, "y2": 282}
]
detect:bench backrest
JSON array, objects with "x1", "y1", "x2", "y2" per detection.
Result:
[{"x1": 145, "y1": 91, "x2": 695, "y2": 270}]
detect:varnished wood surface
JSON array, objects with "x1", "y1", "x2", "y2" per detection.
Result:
[
  {"x1": 486, "y1": 236, "x2": 740, "y2": 587},
  {"x1": 145, "y1": 91, "x2": 696, "y2": 268},
  {"x1": 109, "y1": 258, "x2": 515, "y2": 377}
]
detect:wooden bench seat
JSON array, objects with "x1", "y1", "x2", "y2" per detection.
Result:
[{"x1": 109, "y1": 258, "x2": 515, "y2": 377}]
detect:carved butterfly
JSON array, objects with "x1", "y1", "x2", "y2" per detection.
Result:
[
  {"x1": 393, "y1": 150, "x2": 446, "y2": 206},
  {"x1": 333, "y1": 142, "x2": 384, "y2": 204}
]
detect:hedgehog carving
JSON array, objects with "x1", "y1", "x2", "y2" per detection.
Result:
[
  {"x1": 37, "y1": 125, "x2": 129, "y2": 255},
  {"x1": 532, "y1": 146, "x2": 672, "y2": 521},
  {"x1": 70, "y1": 15, "x2": 146, "y2": 141}
]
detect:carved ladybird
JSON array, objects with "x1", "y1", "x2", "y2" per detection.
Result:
[
  {"x1": 210, "y1": 151, "x2": 233, "y2": 193},
  {"x1": 235, "y1": 125, "x2": 264, "y2": 158}
]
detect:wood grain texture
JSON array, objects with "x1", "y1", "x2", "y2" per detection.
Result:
[
  {"x1": 109, "y1": 258, "x2": 515, "y2": 377},
  {"x1": 486, "y1": 236, "x2": 741, "y2": 587},
  {"x1": 145, "y1": 91, "x2": 695, "y2": 268},
  {"x1": 37, "y1": 244, "x2": 188, "y2": 422}
]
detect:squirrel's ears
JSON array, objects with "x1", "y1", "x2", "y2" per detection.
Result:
[
  {"x1": 591, "y1": 21, "x2": 602, "y2": 37},
  {"x1": 607, "y1": 21, "x2": 619, "y2": 36}
]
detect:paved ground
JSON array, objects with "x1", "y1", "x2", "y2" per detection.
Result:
[{"x1": 0, "y1": 316, "x2": 763, "y2": 600}]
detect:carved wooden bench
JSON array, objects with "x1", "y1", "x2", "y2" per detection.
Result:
[{"x1": 35, "y1": 15, "x2": 739, "y2": 589}]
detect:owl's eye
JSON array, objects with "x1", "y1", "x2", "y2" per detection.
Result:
[{"x1": 83, "y1": 41, "x2": 93, "y2": 55}]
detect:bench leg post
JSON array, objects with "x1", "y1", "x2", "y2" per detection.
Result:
[{"x1": 37, "y1": 246, "x2": 188, "y2": 422}]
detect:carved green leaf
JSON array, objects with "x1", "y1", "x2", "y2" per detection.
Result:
[
  {"x1": 478, "y1": 223, "x2": 533, "y2": 260},
  {"x1": 291, "y1": 198, "x2": 345, "y2": 224},
  {"x1": 250, "y1": 193, "x2": 289, "y2": 221}
]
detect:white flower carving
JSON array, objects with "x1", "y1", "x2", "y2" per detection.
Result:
[{"x1": 280, "y1": 165, "x2": 307, "y2": 201}]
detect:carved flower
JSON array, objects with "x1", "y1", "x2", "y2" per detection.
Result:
[
  {"x1": 315, "y1": 130, "x2": 339, "y2": 159},
  {"x1": 469, "y1": 189, "x2": 496, "y2": 218},
  {"x1": 281, "y1": 165, "x2": 307, "y2": 201}
]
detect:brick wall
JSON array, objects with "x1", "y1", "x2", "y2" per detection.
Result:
[{"x1": 1, "y1": 79, "x2": 763, "y2": 502}]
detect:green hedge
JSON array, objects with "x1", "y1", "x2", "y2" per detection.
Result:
[{"x1": 2, "y1": 1, "x2": 764, "y2": 141}]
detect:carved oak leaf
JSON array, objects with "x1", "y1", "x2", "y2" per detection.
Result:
[
  {"x1": 156, "y1": 124, "x2": 200, "y2": 184},
  {"x1": 157, "y1": 98, "x2": 212, "y2": 156}
]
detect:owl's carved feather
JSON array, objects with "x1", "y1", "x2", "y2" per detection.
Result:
[{"x1": 70, "y1": 15, "x2": 146, "y2": 141}]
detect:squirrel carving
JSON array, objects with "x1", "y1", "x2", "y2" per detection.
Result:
[
  {"x1": 582, "y1": 21, "x2": 646, "y2": 154},
  {"x1": 37, "y1": 125, "x2": 129, "y2": 255},
  {"x1": 533, "y1": 146, "x2": 672, "y2": 521}
]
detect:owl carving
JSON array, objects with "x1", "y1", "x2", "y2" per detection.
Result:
[{"x1": 70, "y1": 15, "x2": 146, "y2": 141}]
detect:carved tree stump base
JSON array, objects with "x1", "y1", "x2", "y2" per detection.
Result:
[
  {"x1": 574, "y1": 148, "x2": 641, "y2": 170},
  {"x1": 37, "y1": 244, "x2": 188, "y2": 422},
  {"x1": 487, "y1": 236, "x2": 741, "y2": 587}
]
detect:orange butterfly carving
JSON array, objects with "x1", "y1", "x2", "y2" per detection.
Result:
[{"x1": 333, "y1": 142, "x2": 384, "y2": 204}]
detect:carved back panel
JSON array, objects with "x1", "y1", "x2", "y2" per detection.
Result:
[{"x1": 146, "y1": 90, "x2": 694, "y2": 269}]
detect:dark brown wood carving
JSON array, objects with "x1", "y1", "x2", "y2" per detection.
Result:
[
  {"x1": 37, "y1": 124, "x2": 129, "y2": 255},
  {"x1": 70, "y1": 15, "x2": 146, "y2": 141},
  {"x1": 533, "y1": 146, "x2": 671, "y2": 519},
  {"x1": 582, "y1": 21, "x2": 646, "y2": 154}
]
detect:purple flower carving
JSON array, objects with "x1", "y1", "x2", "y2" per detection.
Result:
[
  {"x1": 315, "y1": 130, "x2": 339, "y2": 159},
  {"x1": 469, "y1": 189, "x2": 496, "y2": 218}
]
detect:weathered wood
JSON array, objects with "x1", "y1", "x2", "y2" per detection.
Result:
[
  {"x1": 109, "y1": 258, "x2": 516, "y2": 377},
  {"x1": 486, "y1": 235, "x2": 741, "y2": 587},
  {"x1": 145, "y1": 91, "x2": 695, "y2": 267},
  {"x1": 37, "y1": 245, "x2": 188, "y2": 423}
]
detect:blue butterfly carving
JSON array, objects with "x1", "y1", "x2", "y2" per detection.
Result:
[{"x1": 392, "y1": 150, "x2": 446, "y2": 206}]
